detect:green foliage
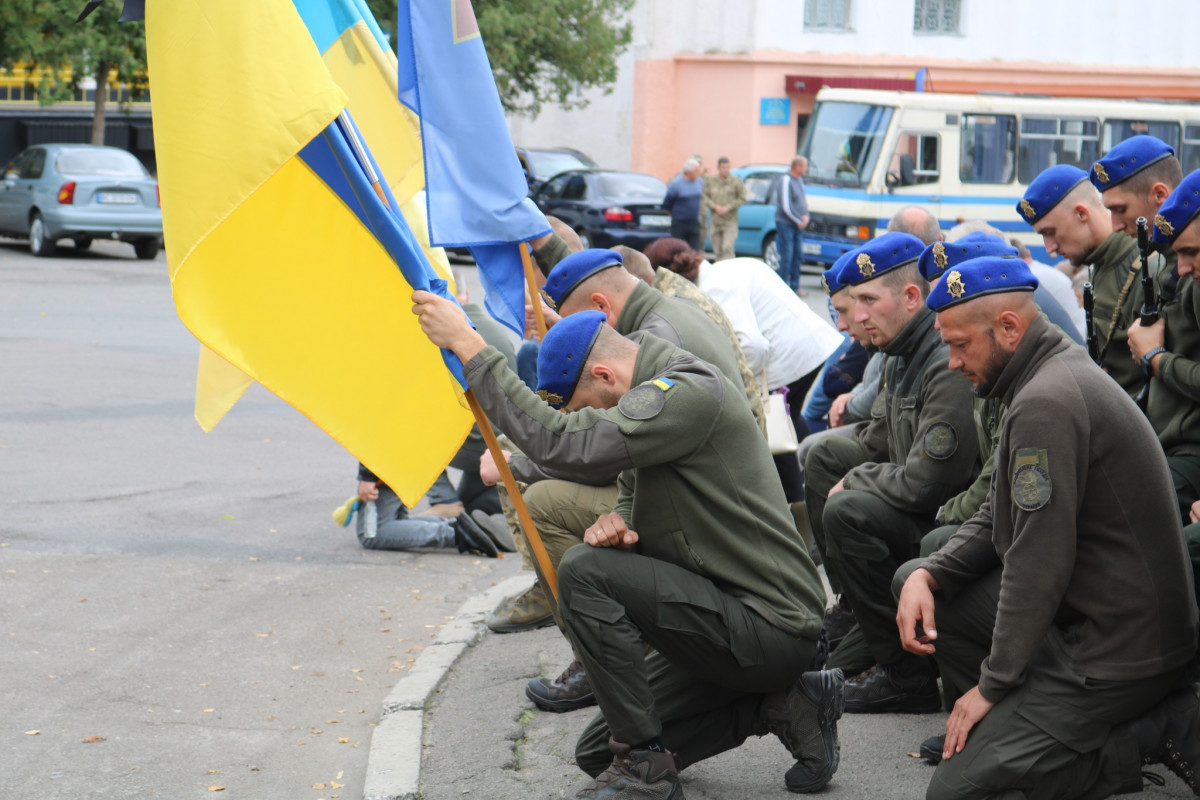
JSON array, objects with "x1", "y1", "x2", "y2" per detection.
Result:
[
  {"x1": 365, "y1": 0, "x2": 633, "y2": 117},
  {"x1": 0, "y1": 1, "x2": 147, "y2": 106}
]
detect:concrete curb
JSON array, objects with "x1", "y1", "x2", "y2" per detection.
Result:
[{"x1": 362, "y1": 573, "x2": 536, "y2": 800}]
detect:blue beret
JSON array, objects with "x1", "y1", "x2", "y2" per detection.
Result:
[
  {"x1": 535, "y1": 310, "x2": 606, "y2": 408},
  {"x1": 834, "y1": 231, "x2": 926, "y2": 287},
  {"x1": 822, "y1": 250, "x2": 856, "y2": 295},
  {"x1": 1017, "y1": 165, "x2": 1089, "y2": 225},
  {"x1": 1089, "y1": 135, "x2": 1176, "y2": 191},
  {"x1": 1152, "y1": 168, "x2": 1200, "y2": 247},
  {"x1": 926, "y1": 256, "x2": 1039, "y2": 312},
  {"x1": 542, "y1": 248, "x2": 623, "y2": 310},
  {"x1": 919, "y1": 232, "x2": 1018, "y2": 282}
]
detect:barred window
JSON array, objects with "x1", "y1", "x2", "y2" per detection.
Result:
[
  {"x1": 913, "y1": 0, "x2": 961, "y2": 34},
  {"x1": 805, "y1": 0, "x2": 852, "y2": 30}
]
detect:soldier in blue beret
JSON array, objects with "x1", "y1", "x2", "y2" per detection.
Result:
[
  {"x1": 412, "y1": 287, "x2": 844, "y2": 797},
  {"x1": 1141, "y1": 171, "x2": 1200, "y2": 600},
  {"x1": 802, "y1": 230, "x2": 979, "y2": 713},
  {"x1": 895, "y1": 254, "x2": 1198, "y2": 799},
  {"x1": 513, "y1": 244, "x2": 758, "y2": 714},
  {"x1": 1018, "y1": 164, "x2": 1146, "y2": 397},
  {"x1": 1090, "y1": 134, "x2": 1183, "y2": 240}
]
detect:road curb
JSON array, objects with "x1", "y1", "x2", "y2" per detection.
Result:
[{"x1": 362, "y1": 573, "x2": 536, "y2": 800}]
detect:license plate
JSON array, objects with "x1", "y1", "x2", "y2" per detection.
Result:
[
  {"x1": 640, "y1": 214, "x2": 670, "y2": 228},
  {"x1": 802, "y1": 242, "x2": 821, "y2": 255},
  {"x1": 98, "y1": 192, "x2": 138, "y2": 205}
]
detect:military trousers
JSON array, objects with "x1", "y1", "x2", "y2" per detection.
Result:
[
  {"x1": 803, "y1": 434, "x2": 869, "y2": 596},
  {"x1": 823, "y1": 491, "x2": 936, "y2": 668},
  {"x1": 892, "y1": 559, "x2": 1185, "y2": 800},
  {"x1": 709, "y1": 218, "x2": 738, "y2": 261},
  {"x1": 558, "y1": 545, "x2": 820, "y2": 777}
]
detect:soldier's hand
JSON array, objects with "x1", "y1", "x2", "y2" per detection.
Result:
[
  {"x1": 358, "y1": 480, "x2": 379, "y2": 503},
  {"x1": 412, "y1": 290, "x2": 486, "y2": 361},
  {"x1": 1190, "y1": 499, "x2": 1200, "y2": 525},
  {"x1": 829, "y1": 392, "x2": 853, "y2": 427},
  {"x1": 827, "y1": 479, "x2": 845, "y2": 498},
  {"x1": 584, "y1": 512, "x2": 639, "y2": 549},
  {"x1": 896, "y1": 567, "x2": 939, "y2": 656},
  {"x1": 524, "y1": 301, "x2": 560, "y2": 340},
  {"x1": 1126, "y1": 317, "x2": 1165, "y2": 362},
  {"x1": 943, "y1": 686, "x2": 995, "y2": 761},
  {"x1": 478, "y1": 449, "x2": 510, "y2": 487}
]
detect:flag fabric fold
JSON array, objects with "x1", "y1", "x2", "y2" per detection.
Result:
[
  {"x1": 148, "y1": 0, "x2": 473, "y2": 505},
  {"x1": 396, "y1": 0, "x2": 550, "y2": 336}
]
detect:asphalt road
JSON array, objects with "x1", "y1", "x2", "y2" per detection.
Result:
[{"x1": 0, "y1": 238, "x2": 522, "y2": 797}]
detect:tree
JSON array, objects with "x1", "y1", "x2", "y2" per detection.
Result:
[
  {"x1": 0, "y1": 1, "x2": 147, "y2": 145},
  {"x1": 366, "y1": 0, "x2": 633, "y2": 117}
]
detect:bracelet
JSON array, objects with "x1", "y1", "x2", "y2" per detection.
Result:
[{"x1": 1140, "y1": 346, "x2": 1166, "y2": 375}]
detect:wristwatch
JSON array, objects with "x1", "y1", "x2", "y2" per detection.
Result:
[{"x1": 1140, "y1": 346, "x2": 1166, "y2": 375}]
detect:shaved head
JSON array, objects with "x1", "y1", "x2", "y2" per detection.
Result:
[
  {"x1": 614, "y1": 245, "x2": 655, "y2": 285},
  {"x1": 937, "y1": 291, "x2": 1038, "y2": 396},
  {"x1": 548, "y1": 216, "x2": 585, "y2": 253}
]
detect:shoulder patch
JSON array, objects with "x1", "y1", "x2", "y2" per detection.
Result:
[
  {"x1": 1013, "y1": 463, "x2": 1052, "y2": 512},
  {"x1": 618, "y1": 379, "x2": 672, "y2": 420},
  {"x1": 923, "y1": 421, "x2": 958, "y2": 460}
]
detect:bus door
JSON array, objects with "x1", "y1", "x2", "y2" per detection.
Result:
[{"x1": 883, "y1": 130, "x2": 943, "y2": 232}]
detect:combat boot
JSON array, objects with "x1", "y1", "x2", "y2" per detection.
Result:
[
  {"x1": 573, "y1": 738, "x2": 684, "y2": 800},
  {"x1": 487, "y1": 583, "x2": 554, "y2": 633},
  {"x1": 822, "y1": 599, "x2": 855, "y2": 652},
  {"x1": 760, "y1": 668, "x2": 845, "y2": 793},
  {"x1": 844, "y1": 661, "x2": 941, "y2": 714},
  {"x1": 1130, "y1": 684, "x2": 1200, "y2": 794},
  {"x1": 525, "y1": 659, "x2": 596, "y2": 712}
]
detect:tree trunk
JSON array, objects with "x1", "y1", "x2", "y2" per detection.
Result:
[{"x1": 91, "y1": 60, "x2": 109, "y2": 145}]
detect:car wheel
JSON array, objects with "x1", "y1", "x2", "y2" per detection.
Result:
[
  {"x1": 74, "y1": 237, "x2": 92, "y2": 251},
  {"x1": 133, "y1": 238, "x2": 161, "y2": 260},
  {"x1": 763, "y1": 233, "x2": 779, "y2": 271},
  {"x1": 29, "y1": 213, "x2": 55, "y2": 257},
  {"x1": 575, "y1": 228, "x2": 593, "y2": 249}
]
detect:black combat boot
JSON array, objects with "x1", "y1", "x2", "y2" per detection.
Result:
[
  {"x1": 1130, "y1": 684, "x2": 1200, "y2": 794},
  {"x1": 760, "y1": 668, "x2": 845, "y2": 793}
]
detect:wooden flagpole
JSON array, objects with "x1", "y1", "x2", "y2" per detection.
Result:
[{"x1": 521, "y1": 244, "x2": 548, "y2": 339}]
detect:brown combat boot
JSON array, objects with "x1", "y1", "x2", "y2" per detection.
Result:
[
  {"x1": 574, "y1": 738, "x2": 684, "y2": 799},
  {"x1": 525, "y1": 659, "x2": 596, "y2": 712},
  {"x1": 486, "y1": 583, "x2": 554, "y2": 633}
]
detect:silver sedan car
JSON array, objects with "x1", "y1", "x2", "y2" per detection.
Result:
[{"x1": 0, "y1": 144, "x2": 163, "y2": 259}]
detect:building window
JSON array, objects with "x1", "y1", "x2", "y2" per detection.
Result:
[
  {"x1": 913, "y1": 0, "x2": 960, "y2": 34},
  {"x1": 805, "y1": 0, "x2": 852, "y2": 30}
]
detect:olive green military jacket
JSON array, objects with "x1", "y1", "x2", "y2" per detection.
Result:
[
  {"x1": 1146, "y1": 272, "x2": 1200, "y2": 456},
  {"x1": 507, "y1": 279, "x2": 756, "y2": 485},
  {"x1": 1089, "y1": 232, "x2": 1146, "y2": 397},
  {"x1": 465, "y1": 333, "x2": 827, "y2": 639},
  {"x1": 921, "y1": 316, "x2": 1197, "y2": 703},
  {"x1": 701, "y1": 174, "x2": 747, "y2": 223},
  {"x1": 652, "y1": 267, "x2": 767, "y2": 434},
  {"x1": 844, "y1": 306, "x2": 980, "y2": 515},
  {"x1": 935, "y1": 396, "x2": 1005, "y2": 525}
]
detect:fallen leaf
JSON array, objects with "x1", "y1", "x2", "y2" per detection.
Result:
[
  {"x1": 206, "y1": 770, "x2": 219, "y2": 775},
  {"x1": 326, "y1": 719, "x2": 340, "y2": 724},
  {"x1": 25, "y1": 730, "x2": 40, "y2": 736},
  {"x1": 907, "y1": 751, "x2": 921, "y2": 758},
  {"x1": 312, "y1": 783, "x2": 326, "y2": 790},
  {"x1": 207, "y1": 786, "x2": 225, "y2": 792},
  {"x1": 220, "y1": 515, "x2": 235, "y2": 520},
  {"x1": 81, "y1": 735, "x2": 105, "y2": 743},
  {"x1": 338, "y1": 738, "x2": 349, "y2": 743},
  {"x1": 203, "y1": 708, "x2": 215, "y2": 713},
  {"x1": 331, "y1": 781, "x2": 344, "y2": 788},
  {"x1": 248, "y1": 557, "x2": 261, "y2": 562},
  {"x1": 255, "y1": 633, "x2": 270, "y2": 638},
  {"x1": 78, "y1": 598, "x2": 87, "y2": 603},
  {"x1": 350, "y1": 669, "x2": 363, "y2": 673}
]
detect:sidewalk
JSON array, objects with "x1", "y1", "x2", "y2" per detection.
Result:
[{"x1": 366, "y1": 577, "x2": 1194, "y2": 800}]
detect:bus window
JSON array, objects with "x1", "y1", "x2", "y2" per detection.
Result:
[
  {"x1": 1182, "y1": 125, "x2": 1200, "y2": 175},
  {"x1": 888, "y1": 133, "x2": 939, "y2": 188},
  {"x1": 1102, "y1": 120, "x2": 1181, "y2": 153},
  {"x1": 960, "y1": 113, "x2": 1016, "y2": 184},
  {"x1": 1017, "y1": 116, "x2": 1099, "y2": 183},
  {"x1": 799, "y1": 100, "x2": 894, "y2": 188}
]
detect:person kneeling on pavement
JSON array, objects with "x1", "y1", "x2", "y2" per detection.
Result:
[
  {"x1": 412, "y1": 293, "x2": 845, "y2": 798},
  {"x1": 895, "y1": 255, "x2": 1199, "y2": 799}
]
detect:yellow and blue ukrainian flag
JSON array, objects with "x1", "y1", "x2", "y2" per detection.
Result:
[{"x1": 147, "y1": 0, "x2": 473, "y2": 505}]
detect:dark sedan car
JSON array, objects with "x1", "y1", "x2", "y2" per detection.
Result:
[
  {"x1": 0, "y1": 144, "x2": 162, "y2": 259},
  {"x1": 531, "y1": 169, "x2": 671, "y2": 250},
  {"x1": 515, "y1": 146, "x2": 597, "y2": 194}
]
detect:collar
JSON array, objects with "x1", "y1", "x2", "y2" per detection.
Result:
[
  {"x1": 615, "y1": 280, "x2": 663, "y2": 336},
  {"x1": 986, "y1": 315, "x2": 1069, "y2": 404},
  {"x1": 1084, "y1": 230, "x2": 1138, "y2": 271},
  {"x1": 882, "y1": 305, "x2": 936, "y2": 358}
]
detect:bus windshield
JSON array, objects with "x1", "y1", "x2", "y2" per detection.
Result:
[{"x1": 800, "y1": 101, "x2": 894, "y2": 188}]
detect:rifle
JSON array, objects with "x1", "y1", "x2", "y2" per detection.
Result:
[
  {"x1": 1134, "y1": 217, "x2": 1159, "y2": 411},
  {"x1": 1082, "y1": 280, "x2": 1098, "y2": 362}
]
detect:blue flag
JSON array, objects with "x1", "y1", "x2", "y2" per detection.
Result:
[{"x1": 396, "y1": 0, "x2": 550, "y2": 336}]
